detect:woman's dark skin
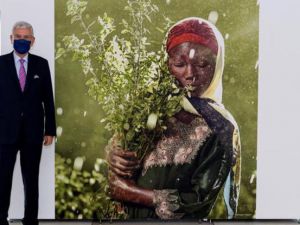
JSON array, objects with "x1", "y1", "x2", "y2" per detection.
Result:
[
  {"x1": 107, "y1": 142, "x2": 154, "y2": 206},
  {"x1": 107, "y1": 42, "x2": 216, "y2": 207},
  {"x1": 168, "y1": 42, "x2": 216, "y2": 97}
]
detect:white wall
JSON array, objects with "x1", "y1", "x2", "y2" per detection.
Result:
[
  {"x1": 256, "y1": 0, "x2": 300, "y2": 219},
  {"x1": 0, "y1": 0, "x2": 55, "y2": 219}
]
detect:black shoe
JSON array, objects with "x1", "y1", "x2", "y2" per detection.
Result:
[
  {"x1": 0, "y1": 219, "x2": 9, "y2": 225},
  {"x1": 22, "y1": 218, "x2": 39, "y2": 225}
]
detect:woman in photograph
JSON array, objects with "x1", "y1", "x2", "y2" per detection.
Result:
[{"x1": 107, "y1": 17, "x2": 241, "y2": 219}]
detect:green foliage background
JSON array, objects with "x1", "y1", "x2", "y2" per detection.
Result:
[{"x1": 55, "y1": 0, "x2": 258, "y2": 219}]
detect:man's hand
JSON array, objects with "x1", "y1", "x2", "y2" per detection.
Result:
[{"x1": 43, "y1": 136, "x2": 54, "y2": 146}]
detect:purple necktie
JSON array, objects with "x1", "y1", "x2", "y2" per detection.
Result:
[{"x1": 19, "y1": 58, "x2": 26, "y2": 92}]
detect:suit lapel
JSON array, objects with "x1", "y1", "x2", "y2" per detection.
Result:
[
  {"x1": 7, "y1": 52, "x2": 22, "y2": 94},
  {"x1": 24, "y1": 53, "x2": 34, "y2": 93}
]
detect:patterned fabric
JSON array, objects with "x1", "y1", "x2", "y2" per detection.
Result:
[
  {"x1": 142, "y1": 116, "x2": 212, "y2": 175},
  {"x1": 228, "y1": 127, "x2": 241, "y2": 217},
  {"x1": 187, "y1": 97, "x2": 241, "y2": 217},
  {"x1": 19, "y1": 58, "x2": 26, "y2": 92},
  {"x1": 153, "y1": 189, "x2": 184, "y2": 219}
]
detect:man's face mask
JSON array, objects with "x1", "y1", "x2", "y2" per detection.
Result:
[{"x1": 13, "y1": 39, "x2": 31, "y2": 54}]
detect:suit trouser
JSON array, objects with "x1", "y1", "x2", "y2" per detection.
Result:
[{"x1": 0, "y1": 129, "x2": 42, "y2": 224}]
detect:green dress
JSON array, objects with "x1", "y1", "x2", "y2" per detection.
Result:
[{"x1": 127, "y1": 98, "x2": 241, "y2": 219}]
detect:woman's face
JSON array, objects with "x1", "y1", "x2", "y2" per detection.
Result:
[{"x1": 168, "y1": 42, "x2": 216, "y2": 97}]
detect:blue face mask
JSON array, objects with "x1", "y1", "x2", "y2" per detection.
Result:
[{"x1": 13, "y1": 39, "x2": 31, "y2": 54}]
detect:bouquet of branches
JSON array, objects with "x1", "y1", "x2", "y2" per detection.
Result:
[{"x1": 57, "y1": 0, "x2": 183, "y2": 158}]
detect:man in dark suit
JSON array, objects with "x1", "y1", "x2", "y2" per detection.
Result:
[{"x1": 0, "y1": 21, "x2": 56, "y2": 225}]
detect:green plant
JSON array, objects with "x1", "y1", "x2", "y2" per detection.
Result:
[
  {"x1": 55, "y1": 153, "x2": 126, "y2": 219},
  {"x1": 56, "y1": 0, "x2": 184, "y2": 158}
]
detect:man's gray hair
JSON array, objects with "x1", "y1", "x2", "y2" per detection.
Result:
[{"x1": 12, "y1": 21, "x2": 34, "y2": 36}]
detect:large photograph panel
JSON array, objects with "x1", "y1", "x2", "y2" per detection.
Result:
[{"x1": 55, "y1": 0, "x2": 258, "y2": 220}]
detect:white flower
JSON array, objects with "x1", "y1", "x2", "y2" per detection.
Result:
[
  {"x1": 89, "y1": 178, "x2": 96, "y2": 185},
  {"x1": 56, "y1": 127, "x2": 63, "y2": 137},
  {"x1": 94, "y1": 164, "x2": 100, "y2": 172},
  {"x1": 96, "y1": 158, "x2": 106, "y2": 165},
  {"x1": 208, "y1": 11, "x2": 219, "y2": 24},
  {"x1": 74, "y1": 157, "x2": 84, "y2": 171},
  {"x1": 123, "y1": 123, "x2": 130, "y2": 131},
  {"x1": 189, "y1": 49, "x2": 195, "y2": 59},
  {"x1": 56, "y1": 107, "x2": 63, "y2": 115},
  {"x1": 147, "y1": 113, "x2": 158, "y2": 130}
]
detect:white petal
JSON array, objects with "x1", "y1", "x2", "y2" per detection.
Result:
[{"x1": 208, "y1": 11, "x2": 219, "y2": 24}]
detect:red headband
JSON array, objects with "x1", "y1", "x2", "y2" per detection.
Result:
[{"x1": 166, "y1": 19, "x2": 218, "y2": 54}]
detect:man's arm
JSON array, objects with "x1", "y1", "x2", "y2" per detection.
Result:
[{"x1": 42, "y1": 59, "x2": 56, "y2": 144}]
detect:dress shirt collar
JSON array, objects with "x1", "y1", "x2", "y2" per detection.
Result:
[{"x1": 13, "y1": 51, "x2": 29, "y2": 64}]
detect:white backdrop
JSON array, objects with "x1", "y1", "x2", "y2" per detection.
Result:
[
  {"x1": 0, "y1": 0, "x2": 300, "y2": 220},
  {"x1": 256, "y1": 0, "x2": 300, "y2": 219},
  {"x1": 0, "y1": 0, "x2": 55, "y2": 220}
]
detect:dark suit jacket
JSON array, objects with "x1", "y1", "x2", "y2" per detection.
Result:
[{"x1": 0, "y1": 52, "x2": 56, "y2": 144}]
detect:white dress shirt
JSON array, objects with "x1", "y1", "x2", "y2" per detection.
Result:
[{"x1": 13, "y1": 51, "x2": 28, "y2": 78}]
